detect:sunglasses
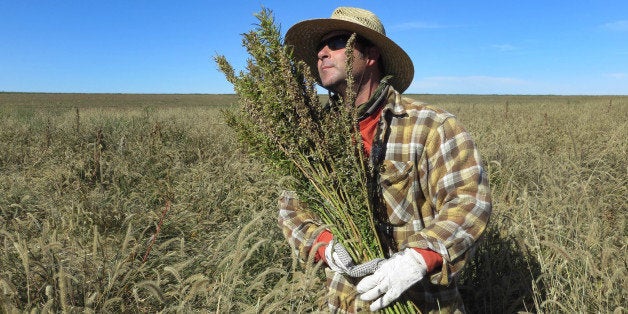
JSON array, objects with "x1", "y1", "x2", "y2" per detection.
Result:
[{"x1": 316, "y1": 35, "x2": 354, "y2": 52}]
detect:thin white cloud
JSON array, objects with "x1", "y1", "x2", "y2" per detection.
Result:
[
  {"x1": 409, "y1": 75, "x2": 528, "y2": 94},
  {"x1": 390, "y1": 21, "x2": 460, "y2": 31},
  {"x1": 606, "y1": 73, "x2": 627, "y2": 79},
  {"x1": 491, "y1": 44, "x2": 517, "y2": 52},
  {"x1": 601, "y1": 20, "x2": 628, "y2": 32},
  {"x1": 406, "y1": 75, "x2": 628, "y2": 95}
]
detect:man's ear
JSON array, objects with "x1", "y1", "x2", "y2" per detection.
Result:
[{"x1": 366, "y1": 47, "x2": 381, "y2": 65}]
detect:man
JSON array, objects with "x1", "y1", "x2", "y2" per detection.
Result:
[{"x1": 279, "y1": 7, "x2": 492, "y2": 313}]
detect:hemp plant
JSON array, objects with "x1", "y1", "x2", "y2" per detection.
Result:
[
  {"x1": 216, "y1": 8, "x2": 419, "y2": 313},
  {"x1": 215, "y1": 7, "x2": 380, "y2": 260}
]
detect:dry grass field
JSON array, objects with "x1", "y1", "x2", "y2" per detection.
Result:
[{"x1": 0, "y1": 92, "x2": 625, "y2": 313}]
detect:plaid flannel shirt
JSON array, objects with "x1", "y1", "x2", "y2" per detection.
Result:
[{"x1": 278, "y1": 87, "x2": 492, "y2": 313}]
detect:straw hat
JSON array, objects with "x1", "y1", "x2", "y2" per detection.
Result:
[{"x1": 285, "y1": 7, "x2": 414, "y2": 93}]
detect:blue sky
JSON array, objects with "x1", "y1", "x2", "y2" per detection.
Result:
[{"x1": 1, "y1": 1, "x2": 627, "y2": 95}]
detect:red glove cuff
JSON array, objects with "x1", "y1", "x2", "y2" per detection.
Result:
[
  {"x1": 412, "y1": 248, "x2": 443, "y2": 273},
  {"x1": 313, "y1": 232, "x2": 442, "y2": 272},
  {"x1": 313, "y1": 230, "x2": 333, "y2": 263}
]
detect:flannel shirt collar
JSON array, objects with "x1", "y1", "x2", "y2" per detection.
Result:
[
  {"x1": 380, "y1": 85, "x2": 409, "y2": 118},
  {"x1": 356, "y1": 75, "x2": 393, "y2": 121}
]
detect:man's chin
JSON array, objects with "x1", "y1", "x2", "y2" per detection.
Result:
[{"x1": 321, "y1": 82, "x2": 345, "y2": 95}]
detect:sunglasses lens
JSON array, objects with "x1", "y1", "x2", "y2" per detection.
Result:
[
  {"x1": 328, "y1": 36, "x2": 348, "y2": 50},
  {"x1": 317, "y1": 35, "x2": 350, "y2": 51}
]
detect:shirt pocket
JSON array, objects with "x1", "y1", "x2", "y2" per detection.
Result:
[{"x1": 379, "y1": 160, "x2": 415, "y2": 225}]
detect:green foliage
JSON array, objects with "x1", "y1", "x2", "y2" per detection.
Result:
[{"x1": 215, "y1": 9, "x2": 384, "y2": 263}]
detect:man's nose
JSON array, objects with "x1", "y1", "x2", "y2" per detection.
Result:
[{"x1": 317, "y1": 46, "x2": 330, "y2": 60}]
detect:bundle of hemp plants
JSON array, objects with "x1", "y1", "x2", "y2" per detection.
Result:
[{"x1": 216, "y1": 9, "x2": 418, "y2": 313}]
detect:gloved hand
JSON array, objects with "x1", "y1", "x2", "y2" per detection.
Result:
[
  {"x1": 324, "y1": 240, "x2": 385, "y2": 278},
  {"x1": 324, "y1": 239, "x2": 354, "y2": 274},
  {"x1": 356, "y1": 248, "x2": 427, "y2": 312}
]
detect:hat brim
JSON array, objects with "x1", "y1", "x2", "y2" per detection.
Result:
[{"x1": 285, "y1": 18, "x2": 414, "y2": 93}]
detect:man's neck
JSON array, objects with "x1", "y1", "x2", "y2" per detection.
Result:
[
  {"x1": 354, "y1": 79, "x2": 380, "y2": 106},
  {"x1": 335, "y1": 73, "x2": 381, "y2": 106}
]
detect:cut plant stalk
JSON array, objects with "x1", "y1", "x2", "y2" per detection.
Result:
[{"x1": 216, "y1": 8, "x2": 419, "y2": 313}]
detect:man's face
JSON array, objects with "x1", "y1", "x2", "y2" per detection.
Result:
[{"x1": 316, "y1": 31, "x2": 369, "y2": 94}]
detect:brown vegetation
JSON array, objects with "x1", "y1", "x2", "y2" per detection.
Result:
[{"x1": 0, "y1": 92, "x2": 626, "y2": 313}]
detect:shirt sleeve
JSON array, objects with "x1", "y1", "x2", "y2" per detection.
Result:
[
  {"x1": 408, "y1": 116, "x2": 492, "y2": 285},
  {"x1": 277, "y1": 190, "x2": 326, "y2": 263},
  {"x1": 413, "y1": 248, "x2": 443, "y2": 274}
]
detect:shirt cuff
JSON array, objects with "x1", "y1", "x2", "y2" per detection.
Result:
[
  {"x1": 412, "y1": 248, "x2": 443, "y2": 273},
  {"x1": 313, "y1": 229, "x2": 333, "y2": 263}
]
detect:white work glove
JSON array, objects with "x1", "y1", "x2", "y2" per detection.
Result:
[
  {"x1": 325, "y1": 240, "x2": 385, "y2": 277},
  {"x1": 324, "y1": 239, "x2": 354, "y2": 274},
  {"x1": 356, "y1": 248, "x2": 427, "y2": 312}
]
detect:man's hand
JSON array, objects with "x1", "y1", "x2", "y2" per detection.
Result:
[
  {"x1": 356, "y1": 248, "x2": 428, "y2": 312},
  {"x1": 324, "y1": 239, "x2": 354, "y2": 273},
  {"x1": 324, "y1": 240, "x2": 385, "y2": 277}
]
